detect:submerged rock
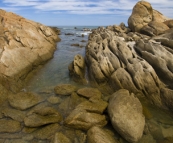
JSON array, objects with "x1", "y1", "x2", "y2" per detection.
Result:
[
  {"x1": 0, "y1": 119, "x2": 21, "y2": 133},
  {"x1": 54, "y1": 84, "x2": 77, "y2": 95},
  {"x1": 108, "y1": 89, "x2": 145, "y2": 143},
  {"x1": 24, "y1": 107, "x2": 62, "y2": 127},
  {"x1": 8, "y1": 92, "x2": 44, "y2": 110},
  {"x1": 87, "y1": 126, "x2": 119, "y2": 143}
]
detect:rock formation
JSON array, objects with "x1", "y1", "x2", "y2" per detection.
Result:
[{"x1": 0, "y1": 9, "x2": 60, "y2": 92}]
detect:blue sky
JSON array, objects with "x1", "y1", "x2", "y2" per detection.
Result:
[{"x1": 0, "y1": 0, "x2": 172, "y2": 26}]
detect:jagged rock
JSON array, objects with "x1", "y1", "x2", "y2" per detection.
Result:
[
  {"x1": 64, "y1": 108, "x2": 107, "y2": 130},
  {"x1": 153, "y1": 28, "x2": 173, "y2": 49},
  {"x1": 0, "y1": 9, "x2": 60, "y2": 92},
  {"x1": 68, "y1": 54, "x2": 86, "y2": 83},
  {"x1": 64, "y1": 99, "x2": 107, "y2": 130},
  {"x1": 54, "y1": 84, "x2": 77, "y2": 95},
  {"x1": 8, "y1": 92, "x2": 44, "y2": 110},
  {"x1": 108, "y1": 89, "x2": 145, "y2": 143},
  {"x1": 87, "y1": 126, "x2": 119, "y2": 143},
  {"x1": 164, "y1": 20, "x2": 173, "y2": 28},
  {"x1": 0, "y1": 119, "x2": 21, "y2": 133},
  {"x1": 52, "y1": 132, "x2": 72, "y2": 143},
  {"x1": 135, "y1": 39, "x2": 173, "y2": 89},
  {"x1": 141, "y1": 21, "x2": 169, "y2": 36},
  {"x1": 24, "y1": 106, "x2": 62, "y2": 127},
  {"x1": 160, "y1": 88, "x2": 173, "y2": 111},
  {"x1": 85, "y1": 27, "x2": 165, "y2": 107},
  {"x1": 77, "y1": 87, "x2": 102, "y2": 99},
  {"x1": 128, "y1": 1, "x2": 153, "y2": 32}
]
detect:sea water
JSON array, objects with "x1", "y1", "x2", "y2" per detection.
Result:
[{"x1": 25, "y1": 26, "x2": 97, "y2": 92}]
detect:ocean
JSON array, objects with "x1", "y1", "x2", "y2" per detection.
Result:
[{"x1": 25, "y1": 26, "x2": 98, "y2": 92}]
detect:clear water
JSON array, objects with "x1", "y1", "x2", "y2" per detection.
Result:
[
  {"x1": 23, "y1": 26, "x2": 173, "y2": 142},
  {"x1": 25, "y1": 26, "x2": 98, "y2": 92}
]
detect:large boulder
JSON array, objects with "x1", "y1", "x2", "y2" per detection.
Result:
[
  {"x1": 0, "y1": 9, "x2": 60, "y2": 92},
  {"x1": 108, "y1": 89, "x2": 145, "y2": 143},
  {"x1": 128, "y1": 1, "x2": 153, "y2": 32},
  {"x1": 128, "y1": 1, "x2": 170, "y2": 33}
]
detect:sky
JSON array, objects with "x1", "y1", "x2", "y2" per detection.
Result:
[{"x1": 0, "y1": 0, "x2": 172, "y2": 26}]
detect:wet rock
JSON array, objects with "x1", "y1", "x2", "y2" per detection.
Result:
[
  {"x1": 4, "y1": 139, "x2": 28, "y2": 143},
  {"x1": 138, "y1": 134, "x2": 156, "y2": 143},
  {"x1": 24, "y1": 107, "x2": 62, "y2": 127},
  {"x1": 54, "y1": 84, "x2": 77, "y2": 95},
  {"x1": 47, "y1": 96, "x2": 62, "y2": 104},
  {"x1": 58, "y1": 92, "x2": 87, "y2": 117},
  {"x1": 108, "y1": 89, "x2": 145, "y2": 143},
  {"x1": 68, "y1": 54, "x2": 86, "y2": 83},
  {"x1": 2, "y1": 107, "x2": 25, "y2": 122},
  {"x1": 8, "y1": 92, "x2": 44, "y2": 110},
  {"x1": 0, "y1": 119, "x2": 21, "y2": 133},
  {"x1": 33, "y1": 123, "x2": 61, "y2": 140},
  {"x1": 87, "y1": 126, "x2": 119, "y2": 143},
  {"x1": 65, "y1": 33, "x2": 74, "y2": 35},
  {"x1": 52, "y1": 132, "x2": 72, "y2": 143},
  {"x1": 77, "y1": 87, "x2": 102, "y2": 99},
  {"x1": 64, "y1": 108, "x2": 107, "y2": 131},
  {"x1": 71, "y1": 43, "x2": 80, "y2": 47},
  {"x1": 160, "y1": 88, "x2": 173, "y2": 111}
]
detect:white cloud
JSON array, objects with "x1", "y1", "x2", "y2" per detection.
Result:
[{"x1": 1, "y1": 0, "x2": 173, "y2": 18}]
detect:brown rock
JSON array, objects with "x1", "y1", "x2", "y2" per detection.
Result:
[
  {"x1": 0, "y1": 9, "x2": 60, "y2": 92},
  {"x1": 54, "y1": 84, "x2": 77, "y2": 95},
  {"x1": 77, "y1": 87, "x2": 102, "y2": 99},
  {"x1": 53, "y1": 132, "x2": 72, "y2": 143},
  {"x1": 128, "y1": 1, "x2": 153, "y2": 32},
  {"x1": 164, "y1": 20, "x2": 173, "y2": 28},
  {"x1": 152, "y1": 9, "x2": 170, "y2": 23},
  {"x1": 8, "y1": 92, "x2": 44, "y2": 110},
  {"x1": 0, "y1": 119, "x2": 21, "y2": 133},
  {"x1": 87, "y1": 126, "x2": 119, "y2": 143},
  {"x1": 108, "y1": 89, "x2": 145, "y2": 143}
]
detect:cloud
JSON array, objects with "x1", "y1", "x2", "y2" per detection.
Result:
[{"x1": 1, "y1": 0, "x2": 173, "y2": 18}]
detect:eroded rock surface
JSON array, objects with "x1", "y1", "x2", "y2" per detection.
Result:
[{"x1": 0, "y1": 9, "x2": 60, "y2": 92}]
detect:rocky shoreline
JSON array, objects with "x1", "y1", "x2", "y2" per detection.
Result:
[{"x1": 0, "y1": 1, "x2": 173, "y2": 143}]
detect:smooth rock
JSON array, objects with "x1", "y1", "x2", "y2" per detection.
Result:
[
  {"x1": 47, "y1": 96, "x2": 62, "y2": 104},
  {"x1": 0, "y1": 119, "x2": 21, "y2": 133},
  {"x1": 8, "y1": 92, "x2": 44, "y2": 110},
  {"x1": 108, "y1": 89, "x2": 145, "y2": 143},
  {"x1": 54, "y1": 84, "x2": 77, "y2": 95},
  {"x1": 77, "y1": 87, "x2": 102, "y2": 99},
  {"x1": 34, "y1": 123, "x2": 61, "y2": 140}
]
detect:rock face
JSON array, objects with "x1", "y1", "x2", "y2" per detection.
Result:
[
  {"x1": 108, "y1": 89, "x2": 145, "y2": 143},
  {"x1": 128, "y1": 1, "x2": 169, "y2": 33},
  {"x1": 0, "y1": 9, "x2": 60, "y2": 92}
]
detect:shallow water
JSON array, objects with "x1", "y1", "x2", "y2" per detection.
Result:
[
  {"x1": 22, "y1": 26, "x2": 173, "y2": 143},
  {"x1": 25, "y1": 26, "x2": 96, "y2": 92}
]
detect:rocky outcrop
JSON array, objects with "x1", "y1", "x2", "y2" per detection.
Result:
[
  {"x1": 0, "y1": 9, "x2": 60, "y2": 92},
  {"x1": 108, "y1": 89, "x2": 145, "y2": 142},
  {"x1": 128, "y1": 1, "x2": 169, "y2": 33}
]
